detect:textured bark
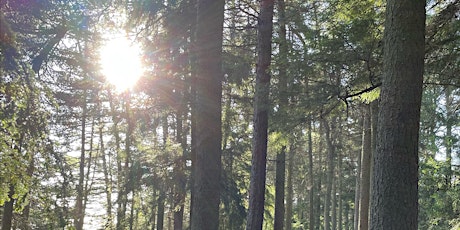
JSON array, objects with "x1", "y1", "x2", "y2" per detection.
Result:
[
  {"x1": 245, "y1": 0, "x2": 274, "y2": 229},
  {"x1": 359, "y1": 105, "x2": 371, "y2": 230},
  {"x1": 190, "y1": 0, "x2": 224, "y2": 229},
  {"x1": 274, "y1": 148, "x2": 286, "y2": 230},
  {"x1": 370, "y1": 0, "x2": 425, "y2": 229}
]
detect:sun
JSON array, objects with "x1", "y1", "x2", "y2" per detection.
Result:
[{"x1": 99, "y1": 34, "x2": 143, "y2": 91}]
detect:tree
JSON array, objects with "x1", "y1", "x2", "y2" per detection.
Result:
[
  {"x1": 246, "y1": 0, "x2": 275, "y2": 229},
  {"x1": 358, "y1": 104, "x2": 371, "y2": 230},
  {"x1": 370, "y1": 0, "x2": 425, "y2": 229},
  {"x1": 190, "y1": 0, "x2": 225, "y2": 229}
]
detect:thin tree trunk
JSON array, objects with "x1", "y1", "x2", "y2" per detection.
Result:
[
  {"x1": 370, "y1": 0, "x2": 425, "y2": 228},
  {"x1": 359, "y1": 105, "x2": 371, "y2": 230},
  {"x1": 354, "y1": 123, "x2": 362, "y2": 230},
  {"x1": 108, "y1": 90, "x2": 124, "y2": 230},
  {"x1": 322, "y1": 119, "x2": 335, "y2": 230},
  {"x1": 188, "y1": 0, "x2": 197, "y2": 226},
  {"x1": 274, "y1": 147, "x2": 286, "y2": 230},
  {"x1": 337, "y1": 150, "x2": 343, "y2": 230},
  {"x1": 246, "y1": 0, "x2": 274, "y2": 229},
  {"x1": 191, "y1": 0, "x2": 225, "y2": 229},
  {"x1": 332, "y1": 175, "x2": 337, "y2": 230},
  {"x1": 100, "y1": 122, "x2": 113, "y2": 229},
  {"x1": 285, "y1": 146, "x2": 294, "y2": 230},
  {"x1": 277, "y1": 0, "x2": 289, "y2": 228},
  {"x1": 315, "y1": 122, "x2": 323, "y2": 230},
  {"x1": 308, "y1": 119, "x2": 315, "y2": 230},
  {"x1": 75, "y1": 90, "x2": 87, "y2": 230},
  {"x1": 174, "y1": 111, "x2": 186, "y2": 230}
]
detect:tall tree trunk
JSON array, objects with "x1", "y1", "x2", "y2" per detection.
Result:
[
  {"x1": 246, "y1": 0, "x2": 274, "y2": 229},
  {"x1": 315, "y1": 123, "x2": 323, "y2": 230},
  {"x1": 157, "y1": 190, "x2": 165, "y2": 230},
  {"x1": 100, "y1": 122, "x2": 113, "y2": 229},
  {"x1": 285, "y1": 146, "x2": 294, "y2": 230},
  {"x1": 1, "y1": 186, "x2": 15, "y2": 230},
  {"x1": 331, "y1": 175, "x2": 337, "y2": 230},
  {"x1": 275, "y1": 0, "x2": 287, "y2": 228},
  {"x1": 108, "y1": 90, "x2": 124, "y2": 230},
  {"x1": 274, "y1": 147, "x2": 286, "y2": 230},
  {"x1": 188, "y1": 0, "x2": 197, "y2": 226},
  {"x1": 322, "y1": 119, "x2": 335, "y2": 230},
  {"x1": 174, "y1": 111, "x2": 186, "y2": 230},
  {"x1": 359, "y1": 105, "x2": 371, "y2": 230},
  {"x1": 337, "y1": 149, "x2": 343, "y2": 230},
  {"x1": 370, "y1": 0, "x2": 425, "y2": 229},
  {"x1": 353, "y1": 120, "x2": 362, "y2": 230},
  {"x1": 191, "y1": 0, "x2": 224, "y2": 229},
  {"x1": 308, "y1": 119, "x2": 315, "y2": 230},
  {"x1": 75, "y1": 90, "x2": 87, "y2": 230},
  {"x1": 444, "y1": 86, "x2": 453, "y2": 185}
]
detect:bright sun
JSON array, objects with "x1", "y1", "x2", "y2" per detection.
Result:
[{"x1": 99, "y1": 34, "x2": 143, "y2": 91}]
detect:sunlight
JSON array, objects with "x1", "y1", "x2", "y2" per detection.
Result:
[{"x1": 99, "y1": 34, "x2": 143, "y2": 92}]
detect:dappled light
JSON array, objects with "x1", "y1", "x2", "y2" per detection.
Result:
[{"x1": 1, "y1": 0, "x2": 459, "y2": 229}]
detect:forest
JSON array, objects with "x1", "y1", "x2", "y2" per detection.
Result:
[{"x1": 0, "y1": 0, "x2": 459, "y2": 229}]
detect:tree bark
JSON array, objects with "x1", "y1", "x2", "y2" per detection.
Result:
[
  {"x1": 191, "y1": 0, "x2": 224, "y2": 229},
  {"x1": 370, "y1": 0, "x2": 425, "y2": 229},
  {"x1": 245, "y1": 0, "x2": 274, "y2": 229},
  {"x1": 1, "y1": 186, "x2": 15, "y2": 230},
  {"x1": 174, "y1": 111, "x2": 186, "y2": 230},
  {"x1": 274, "y1": 147, "x2": 286, "y2": 230},
  {"x1": 359, "y1": 105, "x2": 371, "y2": 230},
  {"x1": 322, "y1": 119, "x2": 335, "y2": 230}
]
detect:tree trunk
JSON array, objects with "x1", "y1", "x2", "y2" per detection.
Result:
[
  {"x1": 75, "y1": 89, "x2": 87, "y2": 230},
  {"x1": 274, "y1": 147, "x2": 286, "y2": 230},
  {"x1": 1, "y1": 186, "x2": 15, "y2": 230},
  {"x1": 246, "y1": 1, "x2": 274, "y2": 230},
  {"x1": 322, "y1": 119, "x2": 335, "y2": 230},
  {"x1": 100, "y1": 122, "x2": 113, "y2": 229},
  {"x1": 108, "y1": 89, "x2": 124, "y2": 230},
  {"x1": 337, "y1": 149, "x2": 343, "y2": 230},
  {"x1": 191, "y1": 0, "x2": 225, "y2": 229},
  {"x1": 285, "y1": 146, "x2": 294, "y2": 230},
  {"x1": 276, "y1": 0, "x2": 289, "y2": 228},
  {"x1": 354, "y1": 122, "x2": 362, "y2": 230},
  {"x1": 315, "y1": 123, "x2": 323, "y2": 230},
  {"x1": 174, "y1": 111, "x2": 186, "y2": 230},
  {"x1": 370, "y1": 0, "x2": 425, "y2": 229},
  {"x1": 157, "y1": 190, "x2": 165, "y2": 230},
  {"x1": 308, "y1": 119, "x2": 315, "y2": 230},
  {"x1": 359, "y1": 105, "x2": 371, "y2": 230},
  {"x1": 331, "y1": 175, "x2": 337, "y2": 230}
]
